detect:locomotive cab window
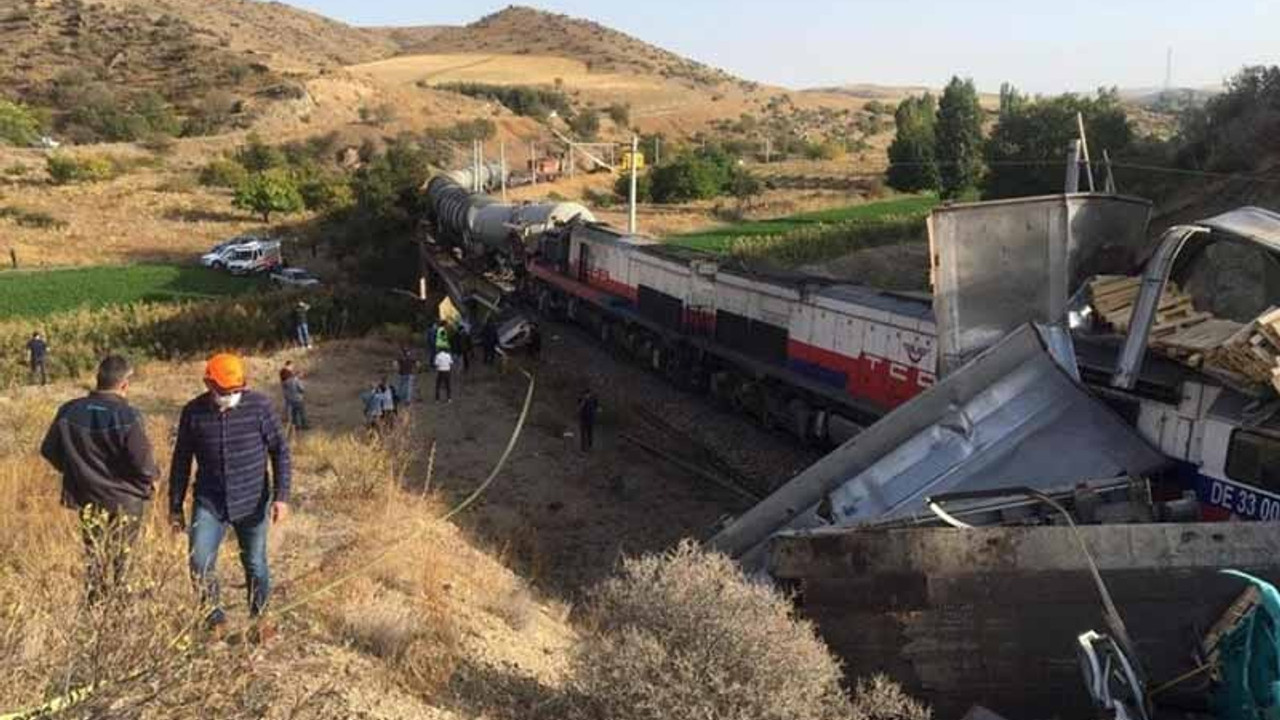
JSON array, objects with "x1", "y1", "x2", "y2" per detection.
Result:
[
  {"x1": 1176, "y1": 237, "x2": 1280, "y2": 324},
  {"x1": 1225, "y1": 429, "x2": 1280, "y2": 494}
]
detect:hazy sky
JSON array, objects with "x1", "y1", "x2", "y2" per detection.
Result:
[{"x1": 286, "y1": 0, "x2": 1278, "y2": 93}]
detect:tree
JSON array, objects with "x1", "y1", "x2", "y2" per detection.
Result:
[
  {"x1": 983, "y1": 89, "x2": 1133, "y2": 198},
  {"x1": 935, "y1": 76, "x2": 984, "y2": 198},
  {"x1": 0, "y1": 99, "x2": 43, "y2": 146},
  {"x1": 998, "y1": 82, "x2": 1026, "y2": 120},
  {"x1": 885, "y1": 93, "x2": 940, "y2": 192},
  {"x1": 233, "y1": 169, "x2": 303, "y2": 222}
]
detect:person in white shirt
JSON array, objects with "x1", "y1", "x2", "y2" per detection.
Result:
[{"x1": 434, "y1": 350, "x2": 453, "y2": 403}]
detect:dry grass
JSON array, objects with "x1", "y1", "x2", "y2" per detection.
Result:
[{"x1": 563, "y1": 540, "x2": 927, "y2": 720}]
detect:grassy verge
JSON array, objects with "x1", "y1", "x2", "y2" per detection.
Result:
[
  {"x1": 0, "y1": 265, "x2": 258, "y2": 319},
  {"x1": 668, "y1": 194, "x2": 938, "y2": 254},
  {"x1": 0, "y1": 288, "x2": 417, "y2": 388}
]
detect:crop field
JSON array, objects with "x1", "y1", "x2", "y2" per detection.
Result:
[
  {"x1": 0, "y1": 265, "x2": 257, "y2": 319},
  {"x1": 667, "y1": 194, "x2": 938, "y2": 254}
]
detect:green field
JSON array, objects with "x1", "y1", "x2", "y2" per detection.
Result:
[
  {"x1": 668, "y1": 194, "x2": 939, "y2": 254},
  {"x1": 0, "y1": 265, "x2": 259, "y2": 319}
]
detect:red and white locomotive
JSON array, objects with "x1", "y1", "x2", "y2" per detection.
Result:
[{"x1": 423, "y1": 175, "x2": 937, "y2": 444}]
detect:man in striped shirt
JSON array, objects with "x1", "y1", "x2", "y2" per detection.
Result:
[{"x1": 169, "y1": 353, "x2": 291, "y2": 629}]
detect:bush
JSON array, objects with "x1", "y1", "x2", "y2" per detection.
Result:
[
  {"x1": 0, "y1": 99, "x2": 43, "y2": 146},
  {"x1": 358, "y1": 102, "x2": 397, "y2": 126},
  {"x1": 568, "y1": 109, "x2": 601, "y2": 140},
  {"x1": 0, "y1": 206, "x2": 67, "y2": 229},
  {"x1": 434, "y1": 82, "x2": 572, "y2": 120},
  {"x1": 606, "y1": 102, "x2": 631, "y2": 128},
  {"x1": 234, "y1": 133, "x2": 286, "y2": 173},
  {"x1": 198, "y1": 157, "x2": 249, "y2": 188},
  {"x1": 565, "y1": 541, "x2": 906, "y2": 720},
  {"x1": 612, "y1": 171, "x2": 652, "y2": 203},
  {"x1": 46, "y1": 154, "x2": 117, "y2": 184}
]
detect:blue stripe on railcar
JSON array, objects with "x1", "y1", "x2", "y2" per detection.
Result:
[{"x1": 787, "y1": 359, "x2": 848, "y2": 389}]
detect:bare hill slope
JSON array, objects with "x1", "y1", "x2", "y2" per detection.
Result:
[{"x1": 382, "y1": 6, "x2": 743, "y2": 88}]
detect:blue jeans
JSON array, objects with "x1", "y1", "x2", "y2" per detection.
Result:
[
  {"x1": 286, "y1": 399, "x2": 308, "y2": 429},
  {"x1": 396, "y1": 374, "x2": 414, "y2": 405},
  {"x1": 295, "y1": 322, "x2": 311, "y2": 348},
  {"x1": 188, "y1": 503, "x2": 271, "y2": 622}
]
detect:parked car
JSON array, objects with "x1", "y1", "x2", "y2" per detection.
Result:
[
  {"x1": 270, "y1": 267, "x2": 321, "y2": 288},
  {"x1": 225, "y1": 240, "x2": 283, "y2": 275},
  {"x1": 201, "y1": 235, "x2": 265, "y2": 269}
]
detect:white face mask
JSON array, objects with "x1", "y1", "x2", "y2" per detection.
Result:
[{"x1": 213, "y1": 391, "x2": 243, "y2": 411}]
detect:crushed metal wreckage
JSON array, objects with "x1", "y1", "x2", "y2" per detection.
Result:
[{"x1": 706, "y1": 195, "x2": 1280, "y2": 718}]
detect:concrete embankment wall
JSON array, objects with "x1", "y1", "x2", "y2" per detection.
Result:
[{"x1": 769, "y1": 523, "x2": 1280, "y2": 718}]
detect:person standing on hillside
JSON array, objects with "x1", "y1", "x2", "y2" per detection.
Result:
[
  {"x1": 434, "y1": 347, "x2": 454, "y2": 403},
  {"x1": 456, "y1": 324, "x2": 474, "y2": 374},
  {"x1": 27, "y1": 331, "x2": 48, "y2": 386},
  {"x1": 169, "y1": 353, "x2": 291, "y2": 631},
  {"x1": 480, "y1": 321, "x2": 499, "y2": 366},
  {"x1": 577, "y1": 387, "x2": 600, "y2": 452},
  {"x1": 395, "y1": 348, "x2": 417, "y2": 408},
  {"x1": 279, "y1": 360, "x2": 308, "y2": 432},
  {"x1": 293, "y1": 301, "x2": 312, "y2": 351},
  {"x1": 40, "y1": 355, "x2": 158, "y2": 603}
]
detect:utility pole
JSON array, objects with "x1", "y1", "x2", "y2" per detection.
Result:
[
  {"x1": 499, "y1": 141, "x2": 507, "y2": 202},
  {"x1": 1064, "y1": 140, "x2": 1081, "y2": 193},
  {"x1": 764, "y1": 137, "x2": 772, "y2": 163},
  {"x1": 628, "y1": 134, "x2": 639, "y2": 234},
  {"x1": 1076, "y1": 112, "x2": 1095, "y2": 192},
  {"x1": 653, "y1": 136, "x2": 660, "y2": 166}
]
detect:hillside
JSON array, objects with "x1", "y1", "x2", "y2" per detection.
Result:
[{"x1": 375, "y1": 6, "x2": 743, "y2": 88}]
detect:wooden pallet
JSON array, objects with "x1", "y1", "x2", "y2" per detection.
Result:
[{"x1": 1089, "y1": 275, "x2": 1280, "y2": 392}]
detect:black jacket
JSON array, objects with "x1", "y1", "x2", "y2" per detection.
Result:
[{"x1": 41, "y1": 392, "x2": 158, "y2": 515}]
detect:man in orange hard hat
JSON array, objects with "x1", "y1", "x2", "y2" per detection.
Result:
[{"x1": 169, "y1": 352, "x2": 291, "y2": 631}]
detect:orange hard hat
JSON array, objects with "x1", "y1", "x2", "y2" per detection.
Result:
[{"x1": 204, "y1": 353, "x2": 246, "y2": 391}]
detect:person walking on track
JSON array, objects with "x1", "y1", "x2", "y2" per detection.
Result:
[
  {"x1": 434, "y1": 347, "x2": 454, "y2": 403},
  {"x1": 577, "y1": 387, "x2": 600, "y2": 452},
  {"x1": 169, "y1": 353, "x2": 291, "y2": 632},
  {"x1": 27, "y1": 331, "x2": 48, "y2": 385},
  {"x1": 40, "y1": 355, "x2": 158, "y2": 603}
]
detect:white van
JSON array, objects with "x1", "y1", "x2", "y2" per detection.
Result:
[{"x1": 225, "y1": 240, "x2": 283, "y2": 275}]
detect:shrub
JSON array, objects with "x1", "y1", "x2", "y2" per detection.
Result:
[
  {"x1": 3, "y1": 163, "x2": 28, "y2": 177},
  {"x1": 0, "y1": 206, "x2": 67, "y2": 229},
  {"x1": 358, "y1": 102, "x2": 397, "y2": 126},
  {"x1": 565, "y1": 541, "x2": 879, "y2": 720},
  {"x1": 0, "y1": 99, "x2": 43, "y2": 146},
  {"x1": 568, "y1": 108, "x2": 601, "y2": 140},
  {"x1": 434, "y1": 82, "x2": 572, "y2": 120},
  {"x1": 613, "y1": 171, "x2": 652, "y2": 203},
  {"x1": 46, "y1": 154, "x2": 116, "y2": 184},
  {"x1": 234, "y1": 133, "x2": 286, "y2": 172},
  {"x1": 606, "y1": 102, "x2": 631, "y2": 128},
  {"x1": 198, "y1": 157, "x2": 249, "y2": 187}
]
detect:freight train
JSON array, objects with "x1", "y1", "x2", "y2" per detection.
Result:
[
  {"x1": 424, "y1": 175, "x2": 936, "y2": 444},
  {"x1": 424, "y1": 176, "x2": 1280, "y2": 524}
]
